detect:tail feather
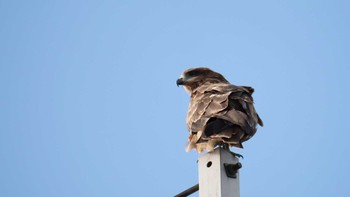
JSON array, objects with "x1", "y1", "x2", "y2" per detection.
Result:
[{"x1": 257, "y1": 114, "x2": 264, "y2": 126}]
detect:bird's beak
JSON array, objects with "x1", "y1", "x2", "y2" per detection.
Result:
[{"x1": 176, "y1": 78, "x2": 185, "y2": 87}]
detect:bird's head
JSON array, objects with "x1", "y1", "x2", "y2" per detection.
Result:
[{"x1": 176, "y1": 67, "x2": 229, "y2": 94}]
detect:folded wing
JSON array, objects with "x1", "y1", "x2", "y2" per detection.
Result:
[{"x1": 186, "y1": 83, "x2": 263, "y2": 152}]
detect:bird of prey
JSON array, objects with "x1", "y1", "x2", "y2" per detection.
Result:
[{"x1": 176, "y1": 67, "x2": 263, "y2": 155}]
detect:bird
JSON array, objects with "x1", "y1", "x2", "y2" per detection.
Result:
[{"x1": 176, "y1": 67, "x2": 263, "y2": 157}]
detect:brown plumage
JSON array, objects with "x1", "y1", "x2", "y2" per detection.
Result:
[{"x1": 176, "y1": 67, "x2": 263, "y2": 152}]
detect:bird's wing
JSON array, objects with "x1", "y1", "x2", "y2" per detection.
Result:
[
  {"x1": 187, "y1": 83, "x2": 263, "y2": 144},
  {"x1": 186, "y1": 83, "x2": 234, "y2": 136}
]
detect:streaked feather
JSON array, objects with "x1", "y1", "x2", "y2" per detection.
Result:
[{"x1": 178, "y1": 67, "x2": 263, "y2": 152}]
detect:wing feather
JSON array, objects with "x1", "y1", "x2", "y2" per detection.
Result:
[{"x1": 186, "y1": 83, "x2": 262, "y2": 152}]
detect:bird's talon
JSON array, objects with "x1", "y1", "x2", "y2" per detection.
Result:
[{"x1": 230, "y1": 152, "x2": 244, "y2": 159}]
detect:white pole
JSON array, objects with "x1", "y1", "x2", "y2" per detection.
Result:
[{"x1": 198, "y1": 148, "x2": 240, "y2": 197}]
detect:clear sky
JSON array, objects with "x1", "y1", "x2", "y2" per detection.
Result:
[{"x1": 1, "y1": 0, "x2": 349, "y2": 196}]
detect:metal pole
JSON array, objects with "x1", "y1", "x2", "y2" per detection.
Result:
[
  {"x1": 198, "y1": 148, "x2": 241, "y2": 197},
  {"x1": 174, "y1": 184, "x2": 199, "y2": 197}
]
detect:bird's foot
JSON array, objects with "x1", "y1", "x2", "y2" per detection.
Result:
[
  {"x1": 222, "y1": 143, "x2": 229, "y2": 150},
  {"x1": 220, "y1": 144, "x2": 244, "y2": 159},
  {"x1": 230, "y1": 151, "x2": 244, "y2": 159}
]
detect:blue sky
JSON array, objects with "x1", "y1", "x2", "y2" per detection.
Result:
[{"x1": 1, "y1": 0, "x2": 349, "y2": 196}]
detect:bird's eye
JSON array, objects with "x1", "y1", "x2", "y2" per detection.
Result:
[{"x1": 188, "y1": 70, "x2": 199, "y2": 77}]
